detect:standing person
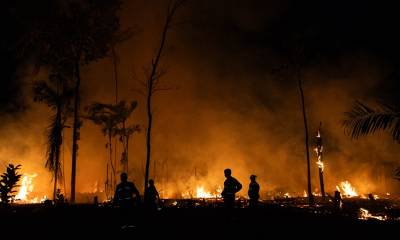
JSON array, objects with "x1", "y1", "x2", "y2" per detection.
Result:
[
  {"x1": 248, "y1": 175, "x2": 260, "y2": 207},
  {"x1": 221, "y1": 168, "x2": 242, "y2": 208},
  {"x1": 144, "y1": 179, "x2": 160, "y2": 211},
  {"x1": 114, "y1": 173, "x2": 141, "y2": 228}
]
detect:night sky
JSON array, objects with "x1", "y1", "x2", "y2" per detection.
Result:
[{"x1": 1, "y1": 0, "x2": 400, "y2": 199}]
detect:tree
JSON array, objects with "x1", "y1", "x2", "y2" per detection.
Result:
[
  {"x1": 33, "y1": 66, "x2": 74, "y2": 201},
  {"x1": 29, "y1": 0, "x2": 123, "y2": 203},
  {"x1": 272, "y1": 44, "x2": 315, "y2": 205},
  {"x1": 142, "y1": 0, "x2": 186, "y2": 198},
  {"x1": 343, "y1": 101, "x2": 400, "y2": 141},
  {"x1": 112, "y1": 102, "x2": 140, "y2": 175},
  {"x1": 85, "y1": 100, "x2": 139, "y2": 198},
  {"x1": 343, "y1": 101, "x2": 400, "y2": 181},
  {"x1": 0, "y1": 164, "x2": 22, "y2": 204}
]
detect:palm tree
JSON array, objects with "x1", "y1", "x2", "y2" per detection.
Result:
[
  {"x1": 343, "y1": 101, "x2": 400, "y2": 141},
  {"x1": 343, "y1": 101, "x2": 400, "y2": 181},
  {"x1": 28, "y1": 0, "x2": 123, "y2": 203},
  {"x1": 33, "y1": 72, "x2": 73, "y2": 201}
]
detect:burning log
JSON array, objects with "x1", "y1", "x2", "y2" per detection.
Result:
[{"x1": 314, "y1": 123, "x2": 325, "y2": 200}]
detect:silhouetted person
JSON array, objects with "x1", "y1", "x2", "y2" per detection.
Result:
[
  {"x1": 248, "y1": 174, "x2": 260, "y2": 207},
  {"x1": 329, "y1": 190, "x2": 342, "y2": 212},
  {"x1": 114, "y1": 173, "x2": 141, "y2": 208},
  {"x1": 114, "y1": 173, "x2": 140, "y2": 229},
  {"x1": 221, "y1": 168, "x2": 242, "y2": 208},
  {"x1": 144, "y1": 179, "x2": 160, "y2": 211}
]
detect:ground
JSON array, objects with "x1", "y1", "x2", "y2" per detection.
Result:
[{"x1": 1, "y1": 200, "x2": 399, "y2": 238}]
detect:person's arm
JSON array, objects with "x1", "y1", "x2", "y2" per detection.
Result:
[
  {"x1": 236, "y1": 179, "x2": 242, "y2": 192},
  {"x1": 132, "y1": 183, "x2": 141, "y2": 201}
]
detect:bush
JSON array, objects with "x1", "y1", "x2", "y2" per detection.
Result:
[{"x1": 0, "y1": 164, "x2": 22, "y2": 204}]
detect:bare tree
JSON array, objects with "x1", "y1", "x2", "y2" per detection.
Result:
[{"x1": 142, "y1": 0, "x2": 186, "y2": 197}]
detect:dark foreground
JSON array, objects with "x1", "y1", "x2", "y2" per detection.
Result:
[{"x1": 1, "y1": 201, "x2": 399, "y2": 238}]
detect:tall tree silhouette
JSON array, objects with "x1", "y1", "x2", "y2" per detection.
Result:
[
  {"x1": 29, "y1": 0, "x2": 123, "y2": 202},
  {"x1": 272, "y1": 34, "x2": 317, "y2": 205},
  {"x1": 142, "y1": 0, "x2": 186, "y2": 198},
  {"x1": 33, "y1": 64, "x2": 74, "y2": 201}
]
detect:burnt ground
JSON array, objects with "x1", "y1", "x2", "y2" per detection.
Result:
[{"x1": 1, "y1": 200, "x2": 399, "y2": 239}]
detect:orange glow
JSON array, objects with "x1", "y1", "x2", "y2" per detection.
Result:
[{"x1": 336, "y1": 181, "x2": 358, "y2": 197}]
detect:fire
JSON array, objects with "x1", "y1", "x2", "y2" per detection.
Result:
[
  {"x1": 14, "y1": 173, "x2": 47, "y2": 203},
  {"x1": 303, "y1": 190, "x2": 307, "y2": 197},
  {"x1": 196, "y1": 186, "x2": 213, "y2": 198},
  {"x1": 15, "y1": 173, "x2": 37, "y2": 202},
  {"x1": 336, "y1": 181, "x2": 358, "y2": 197},
  {"x1": 181, "y1": 185, "x2": 222, "y2": 199},
  {"x1": 314, "y1": 129, "x2": 324, "y2": 172},
  {"x1": 316, "y1": 159, "x2": 324, "y2": 171},
  {"x1": 359, "y1": 208, "x2": 387, "y2": 221}
]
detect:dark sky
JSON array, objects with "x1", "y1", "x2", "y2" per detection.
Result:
[{"x1": 3, "y1": 0, "x2": 400, "y2": 111}]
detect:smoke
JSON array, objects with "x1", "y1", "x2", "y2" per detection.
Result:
[{"x1": 1, "y1": 0, "x2": 400, "y2": 202}]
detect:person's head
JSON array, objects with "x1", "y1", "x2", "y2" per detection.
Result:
[
  {"x1": 224, "y1": 168, "x2": 231, "y2": 178},
  {"x1": 250, "y1": 174, "x2": 256, "y2": 182},
  {"x1": 120, "y1": 173, "x2": 128, "y2": 182},
  {"x1": 149, "y1": 179, "x2": 154, "y2": 186}
]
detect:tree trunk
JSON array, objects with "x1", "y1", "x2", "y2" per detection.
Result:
[
  {"x1": 319, "y1": 168, "x2": 325, "y2": 200},
  {"x1": 126, "y1": 132, "x2": 129, "y2": 174},
  {"x1": 297, "y1": 68, "x2": 314, "y2": 205},
  {"x1": 70, "y1": 61, "x2": 81, "y2": 203},
  {"x1": 108, "y1": 133, "x2": 116, "y2": 192},
  {"x1": 53, "y1": 81, "x2": 62, "y2": 201},
  {"x1": 144, "y1": 0, "x2": 183, "y2": 197},
  {"x1": 112, "y1": 46, "x2": 119, "y2": 190},
  {"x1": 53, "y1": 164, "x2": 58, "y2": 201},
  {"x1": 144, "y1": 82, "x2": 153, "y2": 195}
]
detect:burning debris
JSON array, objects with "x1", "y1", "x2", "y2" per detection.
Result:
[
  {"x1": 359, "y1": 208, "x2": 387, "y2": 221},
  {"x1": 314, "y1": 124, "x2": 325, "y2": 199},
  {"x1": 336, "y1": 181, "x2": 358, "y2": 198},
  {"x1": 181, "y1": 185, "x2": 223, "y2": 199}
]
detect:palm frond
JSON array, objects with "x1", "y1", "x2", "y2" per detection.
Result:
[
  {"x1": 395, "y1": 167, "x2": 400, "y2": 181},
  {"x1": 45, "y1": 112, "x2": 63, "y2": 180},
  {"x1": 343, "y1": 101, "x2": 400, "y2": 141},
  {"x1": 33, "y1": 81, "x2": 59, "y2": 108}
]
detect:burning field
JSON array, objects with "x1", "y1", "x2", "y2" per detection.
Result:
[{"x1": 2, "y1": 0, "x2": 400, "y2": 236}]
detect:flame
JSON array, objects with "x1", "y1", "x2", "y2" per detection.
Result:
[
  {"x1": 181, "y1": 185, "x2": 222, "y2": 199},
  {"x1": 15, "y1": 173, "x2": 37, "y2": 201},
  {"x1": 314, "y1": 130, "x2": 324, "y2": 172},
  {"x1": 316, "y1": 159, "x2": 324, "y2": 171},
  {"x1": 196, "y1": 186, "x2": 213, "y2": 198},
  {"x1": 14, "y1": 173, "x2": 47, "y2": 203},
  {"x1": 284, "y1": 192, "x2": 291, "y2": 198},
  {"x1": 336, "y1": 181, "x2": 358, "y2": 197},
  {"x1": 359, "y1": 208, "x2": 387, "y2": 221}
]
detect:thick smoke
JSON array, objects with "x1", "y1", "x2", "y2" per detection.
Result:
[{"x1": 1, "y1": 0, "x2": 399, "y2": 202}]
